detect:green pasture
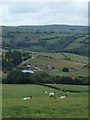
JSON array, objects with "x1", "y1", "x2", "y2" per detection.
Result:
[
  {"x1": 31, "y1": 52, "x2": 88, "y2": 64},
  {"x1": 50, "y1": 67, "x2": 88, "y2": 77},
  {"x1": 64, "y1": 36, "x2": 87, "y2": 50},
  {"x1": 26, "y1": 56, "x2": 88, "y2": 77},
  {"x1": 2, "y1": 50, "x2": 88, "y2": 77},
  {"x1": 24, "y1": 52, "x2": 88, "y2": 77},
  {"x1": 65, "y1": 42, "x2": 84, "y2": 50},
  {"x1": 2, "y1": 84, "x2": 88, "y2": 118},
  {"x1": 47, "y1": 38, "x2": 60, "y2": 44},
  {"x1": 32, "y1": 52, "x2": 65, "y2": 59},
  {"x1": 27, "y1": 57, "x2": 85, "y2": 69},
  {"x1": 74, "y1": 37, "x2": 87, "y2": 42},
  {"x1": 65, "y1": 36, "x2": 86, "y2": 50},
  {"x1": 63, "y1": 53, "x2": 88, "y2": 64},
  {"x1": 29, "y1": 46, "x2": 45, "y2": 51}
]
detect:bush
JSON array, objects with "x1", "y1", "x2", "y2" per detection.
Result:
[
  {"x1": 62, "y1": 67, "x2": 69, "y2": 72},
  {"x1": 3, "y1": 70, "x2": 89, "y2": 85}
]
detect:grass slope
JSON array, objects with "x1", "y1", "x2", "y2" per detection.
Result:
[
  {"x1": 24, "y1": 52, "x2": 88, "y2": 77},
  {"x1": 2, "y1": 84, "x2": 88, "y2": 118},
  {"x1": 2, "y1": 25, "x2": 88, "y2": 56}
]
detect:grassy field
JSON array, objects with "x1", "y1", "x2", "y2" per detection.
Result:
[
  {"x1": 65, "y1": 42, "x2": 84, "y2": 50},
  {"x1": 32, "y1": 52, "x2": 66, "y2": 59},
  {"x1": 63, "y1": 53, "x2": 88, "y2": 64},
  {"x1": 27, "y1": 53, "x2": 87, "y2": 68},
  {"x1": 2, "y1": 84, "x2": 88, "y2": 118},
  {"x1": 25, "y1": 52, "x2": 88, "y2": 77},
  {"x1": 50, "y1": 67, "x2": 88, "y2": 77},
  {"x1": 2, "y1": 49, "x2": 88, "y2": 78},
  {"x1": 27, "y1": 57, "x2": 85, "y2": 68},
  {"x1": 31, "y1": 52, "x2": 88, "y2": 63}
]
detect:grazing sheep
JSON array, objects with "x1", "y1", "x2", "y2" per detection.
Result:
[
  {"x1": 60, "y1": 95, "x2": 67, "y2": 99},
  {"x1": 66, "y1": 91, "x2": 70, "y2": 93},
  {"x1": 23, "y1": 96, "x2": 32, "y2": 100},
  {"x1": 49, "y1": 92, "x2": 56, "y2": 99},
  {"x1": 44, "y1": 91, "x2": 48, "y2": 94}
]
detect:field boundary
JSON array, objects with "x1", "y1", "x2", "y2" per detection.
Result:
[{"x1": 36, "y1": 83, "x2": 89, "y2": 93}]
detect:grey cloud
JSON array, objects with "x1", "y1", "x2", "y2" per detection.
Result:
[
  {"x1": 8, "y1": 3, "x2": 49, "y2": 14},
  {"x1": 1, "y1": 2, "x2": 88, "y2": 26}
]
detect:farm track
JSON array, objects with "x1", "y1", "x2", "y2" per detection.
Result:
[{"x1": 19, "y1": 56, "x2": 35, "y2": 66}]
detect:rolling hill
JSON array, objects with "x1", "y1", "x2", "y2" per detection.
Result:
[
  {"x1": 1, "y1": 25, "x2": 89, "y2": 56},
  {"x1": 21, "y1": 51, "x2": 88, "y2": 77}
]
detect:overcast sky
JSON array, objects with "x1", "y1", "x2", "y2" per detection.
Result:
[{"x1": 0, "y1": 0, "x2": 89, "y2": 26}]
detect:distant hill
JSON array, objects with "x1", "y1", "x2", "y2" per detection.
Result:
[
  {"x1": 19, "y1": 24, "x2": 88, "y2": 33},
  {"x1": 1, "y1": 25, "x2": 89, "y2": 56}
]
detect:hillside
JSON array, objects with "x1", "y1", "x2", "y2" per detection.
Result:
[
  {"x1": 24, "y1": 51, "x2": 88, "y2": 77},
  {"x1": 1, "y1": 25, "x2": 89, "y2": 56},
  {"x1": 19, "y1": 25, "x2": 88, "y2": 33}
]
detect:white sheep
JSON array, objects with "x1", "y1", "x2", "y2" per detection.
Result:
[
  {"x1": 49, "y1": 92, "x2": 56, "y2": 99},
  {"x1": 66, "y1": 91, "x2": 70, "y2": 93},
  {"x1": 23, "y1": 96, "x2": 32, "y2": 100},
  {"x1": 44, "y1": 91, "x2": 48, "y2": 94},
  {"x1": 60, "y1": 95, "x2": 67, "y2": 99}
]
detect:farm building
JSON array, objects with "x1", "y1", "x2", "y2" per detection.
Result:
[
  {"x1": 22, "y1": 70, "x2": 34, "y2": 73},
  {"x1": 16, "y1": 64, "x2": 53, "y2": 73}
]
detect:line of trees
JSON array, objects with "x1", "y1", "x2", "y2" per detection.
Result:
[
  {"x1": 2, "y1": 70, "x2": 90, "y2": 85},
  {"x1": 2, "y1": 50, "x2": 31, "y2": 71}
]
